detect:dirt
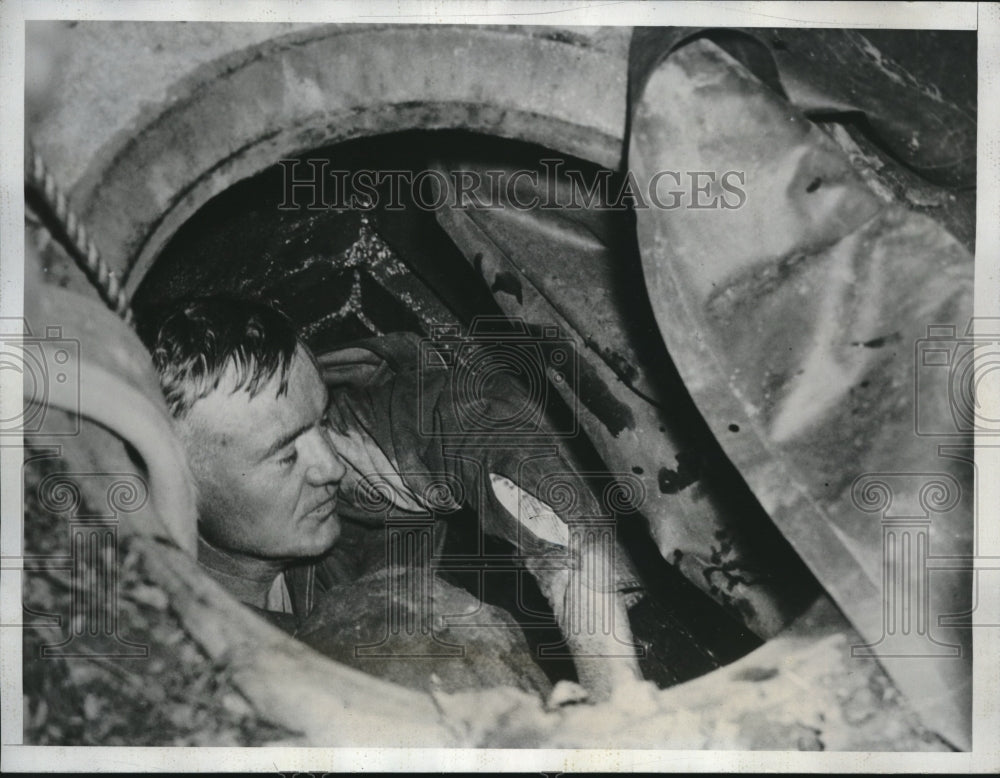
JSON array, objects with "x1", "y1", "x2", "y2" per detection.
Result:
[{"x1": 21, "y1": 448, "x2": 297, "y2": 746}]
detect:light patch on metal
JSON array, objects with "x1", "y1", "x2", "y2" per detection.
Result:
[
  {"x1": 490, "y1": 473, "x2": 569, "y2": 547},
  {"x1": 768, "y1": 229, "x2": 876, "y2": 443}
]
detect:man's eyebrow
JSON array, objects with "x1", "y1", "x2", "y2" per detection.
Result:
[{"x1": 259, "y1": 420, "x2": 313, "y2": 462}]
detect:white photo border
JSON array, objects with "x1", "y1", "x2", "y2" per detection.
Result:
[{"x1": 1, "y1": 1, "x2": 996, "y2": 773}]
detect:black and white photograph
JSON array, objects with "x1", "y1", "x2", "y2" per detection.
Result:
[{"x1": 1, "y1": 1, "x2": 997, "y2": 772}]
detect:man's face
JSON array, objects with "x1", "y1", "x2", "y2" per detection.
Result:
[{"x1": 177, "y1": 346, "x2": 346, "y2": 560}]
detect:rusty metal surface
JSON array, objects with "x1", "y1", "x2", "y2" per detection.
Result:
[
  {"x1": 630, "y1": 38, "x2": 973, "y2": 748},
  {"x1": 429, "y1": 154, "x2": 821, "y2": 639}
]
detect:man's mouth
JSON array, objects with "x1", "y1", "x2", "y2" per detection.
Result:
[{"x1": 303, "y1": 494, "x2": 338, "y2": 520}]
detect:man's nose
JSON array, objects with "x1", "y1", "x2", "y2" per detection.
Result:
[{"x1": 303, "y1": 427, "x2": 347, "y2": 486}]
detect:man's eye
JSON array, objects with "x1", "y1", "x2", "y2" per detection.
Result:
[{"x1": 278, "y1": 450, "x2": 298, "y2": 467}]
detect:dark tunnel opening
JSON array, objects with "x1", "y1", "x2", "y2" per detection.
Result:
[{"x1": 132, "y1": 128, "x2": 824, "y2": 690}]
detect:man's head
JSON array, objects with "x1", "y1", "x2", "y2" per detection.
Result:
[{"x1": 141, "y1": 297, "x2": 345, "y2": 561}]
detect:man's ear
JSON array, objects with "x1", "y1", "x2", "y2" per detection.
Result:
[
  {"x1": 169, "y1": 413, "x2": 211, "y2": 519},
  {"x1": 171, "y1": 411, "x2": 210, "y2": 472}
]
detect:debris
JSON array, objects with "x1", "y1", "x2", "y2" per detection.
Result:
[{"x1": 546, "y1": 680, "x2": 589, "y2": 710}]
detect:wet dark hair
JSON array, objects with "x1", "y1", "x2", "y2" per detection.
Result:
[{"x1": 138, "y1": 296, "x2": 300, "y2": 419}]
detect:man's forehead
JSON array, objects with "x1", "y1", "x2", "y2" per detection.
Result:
[{"x1": 185, "y1": 348, "x2": 326, "y2": 443}]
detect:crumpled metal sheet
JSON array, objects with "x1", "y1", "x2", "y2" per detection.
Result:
[
  {"x1": 630, "y1": 37, "x2": 973, "y2": 749},
  {"x1": 628, "y1": 27, "x2": 975, "y2": 187}
]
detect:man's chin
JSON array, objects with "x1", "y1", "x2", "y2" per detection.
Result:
[{"x1": 320, "y1": 513, "x2": 342, "y2": 548}]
